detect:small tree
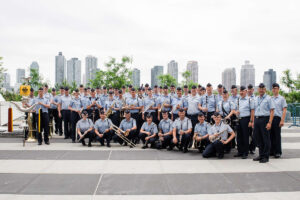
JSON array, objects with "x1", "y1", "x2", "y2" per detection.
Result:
[
  {"x1": 89, "y1": 56, "x2": 133, "y2": 89},
  {"x1": 27, "y1": 68, "x2": 43, "y2": 90},
  {"x1": 158, "y1": 74, "x2": 177, "y2": 87},
  {"x1": 181, "y1": 70, "x2": 197, "y2": 89}
]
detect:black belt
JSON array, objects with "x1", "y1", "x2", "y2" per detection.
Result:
[
  {"x1": 255, "y1": 116, "x2": 269, "y2": 119},
  {"x1": 240, "y1": 116, "x2": 250, "y2": 119}
]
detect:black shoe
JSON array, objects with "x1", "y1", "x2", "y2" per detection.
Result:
[
  {"x1": 198, "y1": 148, "x2": 203, "y2": 153},
  {"x1": 242, "y1": 155, "x2": 248, "y2": 159},
  {"x1": 45, "y1": 141, "x2": 50, "y2": 145},
  {"x1": 183, "y1": 148, "x2": 188, "y2": 153},
  {"x1": 38, "y1": 142, "x2": 42, "y2": 145},
  {"x1": 253, "y1": 156, "x2": 261, "y2": 161},
  {"x1": 259, "y1": 158, "x2": 269, "y2": 163},
  {"x1": 123, "y1": 142, "x2": 128, "y2": 146},
  {"x1": 218, "y1": 154, "x2": 224, "y2": 159},
  {"x1": 100, "y1": 143, "x2": 105, "y2": 146},
  {"x1": 234, "y1": 153, "x2": 242, "y2": 157},
  {"x1": 72, "y1": 140, "x2": 75, "y2": 143},
  {"x1": 274, "y1": 154, "x2": 281, "y2": 158},
  {"x1": 249, "y1": 150, "x2": 255, "y2": 155},
  {"x1": 167, "y1": 146, "x2": 173, "y2": 151},
  {"x1": 142, "y1": 145, "x2": 148, "y2": 149},
  {"x1": 88, "y1": 143, "x2": 92, "y2": 147},
  {"x1": 82, "y1": 141, "x2": 86, "y2": 146},
  {"x1": 178, "y1": 147, "x2": 183, "y2": 151},
  {"x1": 107, "y1": 143, "x2": 111, "y2": 148}
]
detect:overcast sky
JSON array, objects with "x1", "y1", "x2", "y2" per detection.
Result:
[{"x1": 1, "y1": 0, "x2": 299, "y2": 88}]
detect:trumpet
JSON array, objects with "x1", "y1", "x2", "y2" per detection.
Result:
[
  {"x1": 110, "y1": 123, "x2": 136, "y2": 147},
  {"x1": 158, "y1": 99, "x2": 168, "y2": 112},
  {"x1": 191, "y1": 133, "x2": 198, "y2": 149},
  {"x1": 106, "y1": 101, "x2": 116, "y2": 118},
  {"x1": 209, "y1": 129, "x2": 227, "y2": 142},
  {"x1": 143, "y1": 102, "x2": 155, "y2": 114}
]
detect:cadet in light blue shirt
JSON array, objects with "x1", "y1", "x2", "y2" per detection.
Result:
[
  {"x1": 217, "y1": 89, "x2": 236, "y2": 119},
  {"x1": 216, "y1": 84, "x2": 224, "y2": 106},
  {"x1": 229, "y1": 85, "x2": 239, "y2": 105},
  {"x1": 171, "y1": 87, "x2": 188, "y2": 120},
  {"x1": 253, "y1": 83, "x2": 275, "y2": 163},
  {"x1": 193, "y1": 113, "x2": 211, "y2": 152},
  {"x1": 94, "y1": 110, "x2": 113, "y2": 147},
  {"x1": 81, "y1": 89, "x2": 91, "y2": 110},
  {"x1": 125, "y1": 89, "x2": 143, "y2": 114},
  {"x1": 270, "y1": 83, "x2": 287, "y2": 158},
  {"x1": 158, "y1": 110, "x2": 173, "y2": 149},
  {"x1": 158, "y1": 86, "x2": 172, "y2": 113},
  {"x1": 199, "y1": 83, "x2": 217, "y2": 123},
  {"x1": 139, "y1": 114, "x2": 158, "y2": 148}
]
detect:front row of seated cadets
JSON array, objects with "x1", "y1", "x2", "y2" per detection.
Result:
[{"x1": 76, "y1": 108, "x2": 235, "y2": 159}]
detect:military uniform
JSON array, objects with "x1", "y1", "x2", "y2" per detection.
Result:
[
  {"x1": 158, "y1": 118, "x2": 173, "y2": 148},
  {"x1": 253, "y1": 92, "x2": 275, "y2": 162},
  {"x1": 143, "y1": 96, "x2": 158, "y2": 124},
  {"x1": 126, "y1": 96, "x2": 143, "y2": 140},
  {"x1": 49, "y1": 94, "x2": 60, "y2": 134},
  {"x1": 94, "y1": 118, "x2": 113, "y2": 146},
  {"x1": 171, "y1": 117, "x2": 192, "y2": 150},
  {"x1": 76, "y1": 118, "x2": 94, "y2": 146},
  {"x1": 171, "y1": 96, "x2": 187, "y2": 120},
  {"x1": 59, "y1": 94, "x2": 72, "y2": 139},
  {"x1": 69, "y1": 97, "x2": 82, "y2": 142},
  {"x1": 113, "y1": 117, "x2": 137, "y2": 145},
  {"x1": 194, "y1": 121, "x2": 211, "y2": 152},
  {"x1": 186, "y1": 94, "x2": 201, "y2": 136},
  {"x1": 200, "y1": 94, "x2": 217, "y2": 123},
  {"x1": 139, "y1": 121, "x2": 158, "y2": 147}
]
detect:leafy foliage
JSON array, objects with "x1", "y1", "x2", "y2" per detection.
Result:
[
  {"x1": 27, "y1": 68, "x2": 43, "y2": 90},
  {"x1": 180, "y1": 70, "x2": 197, "y2": 89},
  {"x1": 280, "y1": 69, "x2": 300, "y2": 103},
  {"x1": 0, "y1": 57, "x2": 7, "y2": 88},
  {"x1": 89, "y1": 56, "x2": 133, "y2": 89},
  {"x1": 158, "y1": 74, "x2": 177, "y2": 87}
]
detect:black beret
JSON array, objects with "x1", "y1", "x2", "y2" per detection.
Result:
[
  {"x1": 65, "y1": 87, "x2": 69, "y2": 91},
  {"x1": 79, "y1": 84, "x2": 84, "y2": 87},
  {"x1": 30, "y1": 88, "x2": 34, "y2": 92},
  {"x1": 96, "y1": 87, "x2": 100, "y2": 89},
  {"x1": 128, "y1": 85, "x2": 133, "y2": 88},
  {"x1": 84, "y1": 88, "x2": 88, "y2": 91},
  {"x1": 60, "y1": 86, "x2": 64, "y2": 90},
  {"x1": 82, "y1": 110, "x2": 88, "y2": 115},
  {"x1": 231, "y1": 85, "x2": 237, "y2": 89},
  {"x1": 213, "y1": 112, "x2": 221, "y2": 117},
  {"x1": 201, "y1": 87, "x2": 206, "y2": 91},
  {"x1": 74, "y1": 89, "x2": 79, "y2": 92},
  {"x1": 258, "y1": 83, "x2": 265, "y2": 88},
  {"x1": 247, "y1": 84, "x2": 253, "y2": 89},
  {"x1": 272, "y1": 83, "x2": 280, "y2": 88},
  {"x1": 178, "y1": 108, "x2": 185, "y2": 112},
  {"x1": 99, "y1": 110, "x2": 105, "y2": 115},
  {"x1": 91, "y1": 88, "x2": 95, "y2": 92},
  {"x1": 154, "y1": 85, "x2": 158, "y2": 88},
  {"x1": 138, "y1": 88, "x2": 142, "y2": 91},
  {"x1": 145, "y1": 83, "x2": 149, "y2": 87},
  {"x1": 146, "y1": 114, "x2": 152, "y2": 118},
  {"x1": 118, "y1": 90, "x2": 122, "y2": 94},
  {"x1": 108, "y1": 91, "x2": 113, "y2": 94},
  {"x1": 148, "y1": 87, "x2": 152, "y2": 91},
  {"x1": 177, "y1": 87, "x2": 182, "y2": 91},
  {"x1": 161, "y1": 109, "x2": 168, "y2": 114},
  {"x1": 170, "y1": 84, "x2": 175, "y2": 87},
  {"x1": 131, "y1": 88, "x2": 136, "y2": 91},
  {"x1": 38, "y1": 87, "x2": 43, "y2": 91},
  {"x1": 198, "y1": 113, "x2": 204, "y2": 117},
  {"x1": 184, "y1": 85, "x2": 188, "y2": 88},
  {"x1": 217, "y1": 84, "x2": 223, "y2": 88},
  {"x1": 240, "y1": 86, "x2": 246, "y2": 91},
  {"x1": 163, "y1": 85, "x2": 168, "y2": 89},
  {"x1": 223, "y1": 89, "x2": 228, "y2": 94},
  {"x1": 206, "y1": 83, "x2": 212, "y2": 87},
  {"x1": 102, "y1": 86, "x2": 107, "y2": 89},
  {"x1": 125, "y1": 110, "x2": 130, "y2": 114},
  {"x1": 122, "y1": 86, "x2": 126, "y2": 89},
  {"x1": 191, "y1": 85, "x2": 197, "y2": 89}
]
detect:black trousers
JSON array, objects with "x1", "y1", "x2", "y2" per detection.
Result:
[
  {"x1": 71, "y1": 111, "x2": 81, "y2": 142},
  {"x1": 79, "y1": 130, "x2": 94, "y2": 145},
  {"x1": 62, "y1": 110, "x2": 71, "y2": 138},
  {"x1": 139, "y1": 133, "x2": 157, "y2": 147},
  {"x1": 57, "y1": 111, "x2": 63, "y2": 135},
  {"x1": 237, "y1": 117, "x2": 250, "y2": 156},
  {"x1": 203, "y1": 140, "x2": 225, "y2": 158},
  {"x1": 187, "y1": 114, "x2": 198, "y2": 135},
  {"x1": 160, "y1": 134, "x2": 172, "y2": 148},
  {"x1": 113, "y1": 130, "x2": 136, "y2": 145},
  {"x1": 49, "y1": 108, "x2": 59, "y2": 133},
  {"x1": 170, "y1": 133, "x2": 191, "y2": 149},
  {"x1": 270, "y1": 116, "x2": 282, "y2": 155},
  {"x1": 95, "y1": 130, "x2": 113, "y2": 145},
  {"x1": 88, "y1": 109, "x2": 99, "y2": 123},
  {"x1": 206, "y1": 112, "x2": 215, "y2": 124},
  {"x1": 195, "y1": 137, "x2": 211, "y2": 151},
  {"x1": 35, "y1": 112, "x2": 49, "y2": 143},
  {"x1": 131, "y1": 113, "x2": 141, "y2": 140},
  {"x1": 249, "y1": 127, "x2": 256, "y2": 152},
  {"x1": 109, "y1": 111, "x2": 120, "y2": 127},
  {"x1": 254, "y1": 116, "x2": 270, "y2": 159}
]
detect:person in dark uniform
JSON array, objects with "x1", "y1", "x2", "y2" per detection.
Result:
[
  {"x1": 76, "y1": 110, "x2": 94, "y2": 147},
  {"x1": 253, "y1": 83, "x2": 275, "y2": 163},
  {"x1": 170, "y1": 109, "x2": 192, "y2": 153},
  {"x1": 58, "y1": 87, "x2": 72, "y2": 139},
  {"x1": 113, "y1": 110, "x2": 137, "y2": 146},
  {"x1": 157, "y1": 110, "x2": 173, "y2": 149},
  {"x1": 270, "y1": 83, "x2": 287, "y2": 158},
  {"x1": 193, "y1": 113, "x2": 211, "y2": 153},
  {"x1": 94, "y1": 110, "x2": 113, "y2": 147},
  {"x1": 32, "y1": 87, "x2": 51, "y2": 145},
  {"x1": 234, "y1": 86, "x2": 255, "y2": 159},
  {"x1": 202, "y1": 112, "x2": 236, "y2": 159},
  {"x1": 140, "y1": 114, "x2": 158, "y2": 149},
  {"x1": 68, "y1": 89, "x2": 83, "y2": 143}
]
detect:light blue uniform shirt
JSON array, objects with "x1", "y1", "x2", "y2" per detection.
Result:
[
  {"x1": 209, "y1": 122, "x2": 233, "y2": 141},
  {"x1": 50, "y1": 95, "x2": 59, "y2": 109},
  {"x1": 105, "y1": 99, "x2": 117, "y2": 112},
  {"x1": 125, "y1": 96, "x2": 143, "y2": 113},
  {"x1": 120, "y1": 118, "x2": 136, "y2": 131},
  {"x1": 158, "y1": 119, "x2": 173, "y2": 133},
  {"x1": 94, "y1": 118, "x2": 112, "y2": 133},
  {"x1": 100, "y1": 94, "x2": 109, "y2": 104},
  {"x1": 218, "y1": 100, "x2": 235, "y2": 117},
  {"x1": 237, "y1": 96, "x2": 255, "y2": 117},
  {"x1": 186, "y1": 95, "x2": 201, "y2": 115},
  {"x1": 59, "y1": 95, "x2": 72, "y2": 110},
  {"x1": 141, "y1": 122, "x2": 158, "y2": 135},
  {"x1": 43, "y1": 92, "x2": 51, "y2": 100},
  {"x1": 171, "y1": 96, "x2": 187, "y2": 114},
  {"x1": 272, "y1": 95, "x2": 287, "y2": 117},
  {"x1": 229, "y1": 94, "x2": 239, "y2": 105},
  {"x1": 81, "y1": 96, "x2": 91, "y2": 109},
  {"x1": 159, "y1": 95, "x2": 172, "y2": 112},
  {"x1": 69, "y1": 97, "x2": 82, "y2": 111},
  {"x1": 33, "y1": 96, "x2": 50, "y2": 113},
  {"x1": 173, "y1": 117, "x2": 192, "y2": 135},
  {"x1": 76, "y1": 118, "x2": 93, "y2": 132},
  {"x1": 143, "y1": 96, "x2": 157, "y2": 113},
  {"x1": 254, "y1": 94, "x2": 275, "y2": 116},
  {"x1": 216, "y1": 94, "x2": 223, "y2": 106},
  {"x1": 194, "y1": 121, "x2": 210, "y2": 136},
  {"x1": 200, "y1": 94, "x2": 217, "y2": 112}
]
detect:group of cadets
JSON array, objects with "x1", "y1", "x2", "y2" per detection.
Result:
[{"x1": 24, "y1": 82, "x2": 287, "y2": 163}]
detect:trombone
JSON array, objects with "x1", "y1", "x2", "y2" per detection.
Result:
[{"x1": 110, "y1": 123, "x2": 136, "y2": 147}]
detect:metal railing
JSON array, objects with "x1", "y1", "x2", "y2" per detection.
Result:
[{"x1": 287, "y1": 103, "x2": 300, "y2": 127}]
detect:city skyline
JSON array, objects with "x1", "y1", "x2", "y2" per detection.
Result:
[{"x1": 1, "y1": 1, "x2": 299, "y2": 89}]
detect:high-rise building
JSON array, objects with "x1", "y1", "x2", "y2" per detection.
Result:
[
  {"x1": 85, "y1": 55, "x2": 98, "y2": 84},
  {"x1": 2, "y1": 73, "x2": 11, "y2": 90},
  {"x1": 186, "y1": 61, "x2": 198, "y2": 83},
  {"x1": 30, "y1": 61, "x2": 39, "y2": 76},
  {"x1": 263, "y1": 69, "x2": 276, "y2": 90},
  {"x1": 131, "y1": 68, "x2": 140, "y2": 88},
  {"x1": 16, "y1": 68, "x2": 25, "y2": 84},
  {"x1": 240, "y1": 60, "x2": 255, "y2": 87},
  {"x1": 55, "y1": 52, "x2": 66, "y2": 86},
  {"x1": 222, "y1": 68, "x2": 236, "y2": 91},
  {"x1": 151, "y1": 66, "x2": 164, "y2": 87},
  {"x1": 67, "y1": 58, "x2": 81, "y2": 86},
  {"x1": 167, "y1": 60, "x2": 178, "y2": 84}
]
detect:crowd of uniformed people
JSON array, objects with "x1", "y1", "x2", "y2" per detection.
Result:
[{"x1": 23, "y1": 82, "x2": 287, "y2": 163}]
